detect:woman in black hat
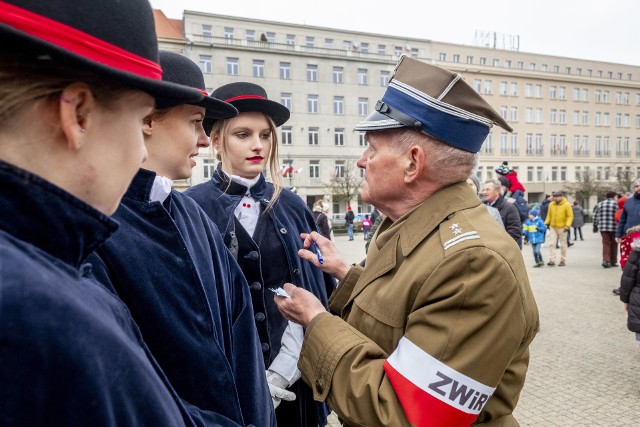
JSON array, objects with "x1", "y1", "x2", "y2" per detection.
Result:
[
  {"x1": 89, "y1": 52, "x2": 275, "y2": 427},
  {"x1": 186, "y1": 82, "x2": 335, "y2": 427},
  {"x1": 0, "y1": 1, "x2": 207, "y2": 426}
]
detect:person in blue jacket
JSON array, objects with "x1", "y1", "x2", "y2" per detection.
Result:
[
  {"x1": 523, "y1": 209, "x2": 547, "y2": 267},
  {"x1": 185, "y1": 82, "x2": 335, "y2": 427},
  {"x1": 88, "y1": 52, "x2": 274, "y2": 427},
  {"x1": 0, "y1": 1, "x2": 225, "y2": 425}
]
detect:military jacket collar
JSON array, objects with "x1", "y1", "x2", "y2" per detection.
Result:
[
  {"x1": 363, "y1": 182, "x2": 480, "y2": 286},
  {"x1": 0, "y1": 160, "x2": 117, "y2": 268}
]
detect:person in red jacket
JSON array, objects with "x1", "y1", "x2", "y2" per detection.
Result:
[{"x1": 495, "y1": 161, "x2": 526, "y2": 195}]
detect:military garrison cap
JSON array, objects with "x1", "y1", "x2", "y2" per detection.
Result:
[{"x1": 355, "y1": 56, "x2": 512, "y2": 153}]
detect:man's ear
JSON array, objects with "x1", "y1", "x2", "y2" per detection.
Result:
[
  {"x1": 404, "y1": 145, "x2": 424, "y2": 183},
  {"x1": 59, "y1": 83, "x2": 95, "y2": 150}
]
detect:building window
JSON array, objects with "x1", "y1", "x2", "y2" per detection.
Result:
[
  {"x1": 309, "y1": 160, "x2": 319, "y2": 179},
  {"x1": 306, "y1": 36, "x2": 315, "y2": 47},
  {"x1": 535, "y1": 108, "x2": 542, "y2": 123},
  {"x1": 484, "y1": 133, "x2": 493, "y2": 155},
  {"x1": 527, "y1": 166, "x2": 534, "y2": 181},
  {"x1": 224, "y1": 27, "x2": 234, "y2": 40},
  {"x1": 361, "y1": 42, "x2": 369, "y2": 53},
  {"x1": 333, "y1": 96, "x2": 344, "y2": 115},
  {"x1": 199, "y1": 55, "x2": 212, "y2": 73},
  {"x1": 203, "y1": 158, "x2": 215, "y2": 179},
  {"x1": 550, "y1": 109, "x2": 557, "y2": 124},
  {"x1": 558, "y1": 86, "x2": 566, "y2": 100},
  {"x1": 500, "y1": 81, "x2": 508, "y2": 96},
  {"x1": 378, "y1": 44, "x2": 386, "y2": 54},
  {"x1": 380, "y1": 70, "x2": 390, "y2": 86},
  {"x1": 245, "y1": 29, "x2": 255, "y2": 41},
  {"x1": 595, "y1": 90, "x2": 602, "y2": 103},
  {"x1": 202, "y1": 24, "x2": 212, "y2": 37},
  {"x1": 529, "y1": 62, "x2": 536, "y2": 70},
  {"x1": 286, "y1": 34, "x2": 295, "y2": 45},
  {"x1": 581, "y1": 89, "x2": 589, "y2": 102},
  {"x1": 467, "y1": 56, "x2": 474, "y2": 64},
  {"x1": 479, "y1": 57, "x2": 487, "y2": 65},
  {"x1": 280, "y1": 93, "x2": 292, "y2": 110},
  {"x1": 525, "y1": 84, "x2": 532, "y2": 97},
  {"x1": 559, "y1": 109, "x2": 566, "y2": 124},
  {"x1": 474, "y1": 79, "x2": 481, "y2": 92},
  {"x1": 307, "y1": 64, "x2": 318, "y2": 81},
  {"x1": 359, "y1": 133, "x2": 367, "y2": 146},
  {"x1": 281, "y1": 127, "x2": 292, "y2": 145},
  {"x1": 500, "y1": 132, "x2": 508, "y2": 155},
  {"x1": 504, "y1": 60, "x2": 511, "y2": 68},
  {"x1": 549, "y1": 85, "x2": 557, "y2": 99},
  {"x1": 279, "y1": 62, "x2": 291, "y2": 80},
  {"x1": 395, "y1": 46, "x2": 403, "y2": 57},
  {"x1": 308, "y1": 127, "x2": 319, "y2": 145},
  {"x1": 603, "y1": 90, "x2": 610, "y2": 103},
  {"x1": 252, "y1": 60, "x2": 265, "y2": 78},
  {"x1": 499, "y1": 106, "x2": 507, "y2": 120},
  {"x1": 534, "y1": 84, "x2": 542, "y2": 98},
  {"x1": 517, "y1": 61, "x2": 524, "y2": 69},
  {"x1": 358, "y1": 68, "x2": 368, "y2": 85},
  {"x1": 308, "y1": 95, "x2": 318, "y2": 113},
  {"x1": 483, "y1": 80, "x2": 492, "y2": 94},
  {"x1": 525, "y1": 108, "x2": 532, "y2": 123},
  {"x1": 226, "y1": 57, "x2": 238, "y2": 75},
  {"x1": 324, "y1": 38, "x2": 334, "y2": 48},
  {"x1": 510, "y1": 82, "x2": 518, "y2": 96},
  {"x1": 332, "y1": 66, "x2": 344, "y2": 84},
  {"x1": 266, "y1": 32, "x2": 275, "y2": 43},
  {"x1": 582, "y1": 136, "x2": 589, "y2": 156},
  {"x1": 573, "y1": 111, "x2": 580, "y2": 125},
  {"x1": 511, "y1": 133, "x2": 518, "y2": 154},
  {"x1": 453, "y1": 54, "x2": 460, "y2": 63},
  {"x1": 573, "y1": 88, "x2": 580, "y2": 101},
  {"x1": 334, "y1": 161, "x2": 345, "y2": 178},
  {"x1": 559, "y1": 135, "x2": 567, "y2": 155},
  {"x1": 551, "y1": 166, "x2": 558, "y2": 181},
  {"x1": 535, "y1": 134, "x2": 543, "y2": 155},
  {"x1": 510, "y1": 107, "x2": 518, "y2": 122},
  {"x1": 526, "y1": 134, "x2": 533, "y2": 154},
  {"x1": 358, "y1": 98, "x2": 368, "y2": 116},
  {"x1": 492, "y1": 59, "x2": 499, "y2": 67},
  {"x1": 334, "y1": 128, "x2": 345, "y2": 146},
  {"x1": 439, "y1": 52, "x2": 446, "y2": 61}
]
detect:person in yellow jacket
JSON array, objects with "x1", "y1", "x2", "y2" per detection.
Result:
[
  {"x1": 545, "y1": 191, "x2": 574, "y2": 266},
  {"x1": 274, "y1": 57, "x2": 539, "y2": 427}
]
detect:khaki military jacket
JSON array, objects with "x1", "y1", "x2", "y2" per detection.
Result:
[{"x1": 299, "y1": 182, "x2": 539, "y2": 427}]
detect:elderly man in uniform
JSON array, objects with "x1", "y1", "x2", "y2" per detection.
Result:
[{"x1": 275, "y1": 56, "x2": 539, "y2": 426}]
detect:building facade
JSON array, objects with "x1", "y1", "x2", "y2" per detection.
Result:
[{"x1": 154, "y1": 9, "x2": 640, "y2": 213}]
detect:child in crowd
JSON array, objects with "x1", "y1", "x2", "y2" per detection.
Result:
[
  {"x1": 361, "y1": 214, "x2": 372, "y2": 240},
  {"x1": 523, "y1": 209, "x2": 547, "y2": 267}
]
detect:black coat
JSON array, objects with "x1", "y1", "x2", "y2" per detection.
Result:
[
  {"x1": 487, "y1": 196, "x2": 523, "y2": 242},
  {"x1": 620, "y1": 244, "x2": 640, "y2": 332},
  {"x1": 313, "y1": 210, "x2": 332, "y2": 239},
  {"x1": 89, "y1": 169, "x2": 272, "y2": 427},
  {"x1": 540, "y1": 199, "x2": 551, "y2": 222},
  {"x1": 0, "y1": 161, "x2": 195, "y2": 426}
]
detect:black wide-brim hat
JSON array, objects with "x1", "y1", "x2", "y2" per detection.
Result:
[
  {"x1": 0, "y1": 0, "x2": 203, "y2": 108},
  {"x1": 211, "y1": 82, "x2": 290, "y2": 127},
  {"x1": 158, "y1": 51, "x2": 237, "y2": 117}
]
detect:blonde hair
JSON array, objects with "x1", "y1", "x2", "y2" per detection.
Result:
[
  {"x1": 210, "y1": 113, "x2": 283, "y2": 212},
  {"x1": 0, "y1": 49, "x2": 131, "y2": 131}
]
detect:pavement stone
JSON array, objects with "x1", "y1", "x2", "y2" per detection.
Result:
[{"x1": 322, "y1": 230, "x2": 639, "y2": 426}]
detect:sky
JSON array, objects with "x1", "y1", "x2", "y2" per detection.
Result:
[{"x1": 149, "y1": 0, "x2": 639, "y2": 66}]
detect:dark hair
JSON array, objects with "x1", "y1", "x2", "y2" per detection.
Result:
[{"x1": 606, "y1": 191, "x2": 617, "y2": 198}]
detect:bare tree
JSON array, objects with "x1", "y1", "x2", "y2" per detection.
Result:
[
  {"x1": 612, "y1": 160, "x2": 636, "y2": 195},
  {"x1": 324, "y1": 160, "x2": 363, "y2": 208},
  {"x1": 563, "y1": 168, "x2": 605, "y2": 212}
]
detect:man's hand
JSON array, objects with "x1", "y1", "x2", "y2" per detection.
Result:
[
  {"x1": 563, "y1": 227, "x2": 570, "y2": 233},
  {"x1": 266, "y1": 370, "x2": 295, "y2": 409},
  {"x1": 298, "y1": 232, "x2": 351, "y2": 281},
  {"x1": 275, "y1": 283, "x2": 326, "y2": 328}
]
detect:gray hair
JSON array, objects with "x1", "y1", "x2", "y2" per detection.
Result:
[
  {"x1": 383, "y1": 128, "x2": 478, "y2": 186},
  {"x1": 484, "y1": 179, "x2": 503, "y2": 193},
  {"x1": 633, "y1": 178, "x2": 640, "y2": 186}
]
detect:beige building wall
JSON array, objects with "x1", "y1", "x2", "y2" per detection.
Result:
[{"x1": 156, "y1": 10, "x2": 640, "y2": 212}]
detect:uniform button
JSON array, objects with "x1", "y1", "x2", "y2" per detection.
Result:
[
  {"x1": 261, "y1": 343, "x2": 270, "y2": 352},
  {"x1": 315, "y1": 379, "x2": 324, "y2": 394},
  {"x1": 279, "y1": 227, "x2": 288, "y2": 234},
  {"x1": 293, "y1": 268, "x2": 300, "y2": 277},
  {"x1": 246, "y1": 251, "x2": 259, "y2": 261},
  {"x1": 250, "y1": 282, "x2": 262, "y2": 291},
  {"x1": 255, "y1": 312, "x2": 266, "y2": 322}
]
